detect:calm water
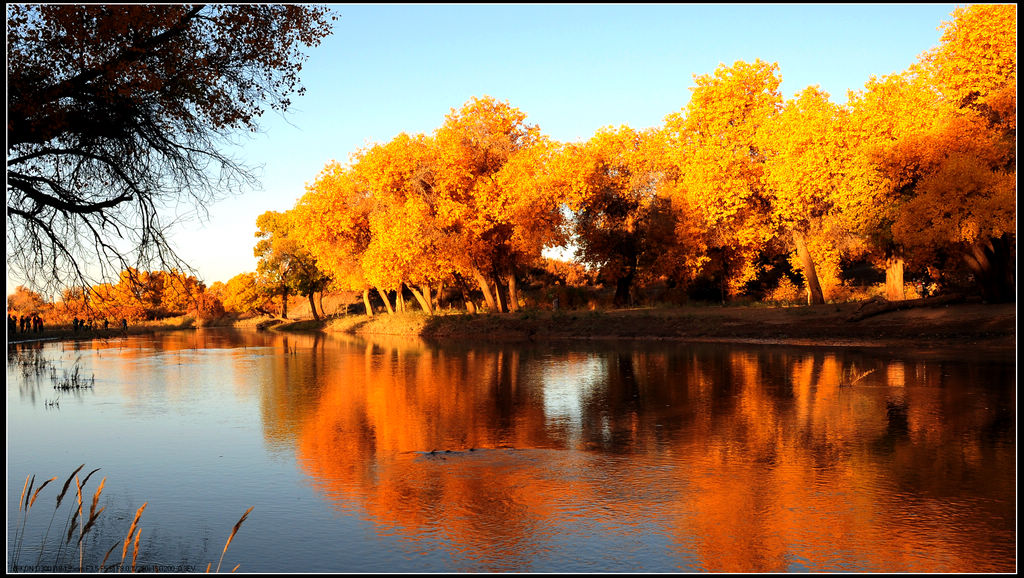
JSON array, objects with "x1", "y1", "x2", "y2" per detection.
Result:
[{"x1": 6, "y1": 329, "x2": 1016, "y2": 573}]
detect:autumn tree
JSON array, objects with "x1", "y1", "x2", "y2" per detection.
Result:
[
  {"x1": 924, "y1": 4, "x2": 1016, "y2": 117},
  {"x1": 663, "y1": 59, "x2": 784, "y2": 299},
  {"x1": 352, "y1": 133, "x2": 452, "y2": 315},
  {"x1": 563, "y1": 125, "x2": 676, "y2": 306},
  {"x1": 6, "y1": 5, "x2": 336, "y2": 296},
  {"x1": 846, "y1": 5, "x2": 1015, "y2": 302},
  {"x1": 760, "y1": 86, "x2": 859, "y2": 304},
  {"x1": 294, "y1": 161, "x2": 380, "y2": 316},
  {"x1": 217, "y1": 272, "x2": 276, "y2": 316},
  {"x1": 7, "y1": 286, "x2": 48, "y2": 317},
  {"x1": 488, "y1": 136, "x2": 575, "y2": 310},
  {"x1": 430, "y1": 96, "x2": 550, "y2": 313},
  {"x1": 254, "y1": 210, "x2": 331, "y2": 319},
  {"x1": 841, "y1": 66, "x2": 940, "y2": 301},
  {"x1": 910, "y1": 4, "x2": 1016, "y2": 302}
]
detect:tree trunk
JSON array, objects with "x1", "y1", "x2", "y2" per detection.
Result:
[
  {"x1": 307, "y1": 292, "x2": 320, "y2": 320},
  {"x1": 318, "y1": 292, "x2": 325, "y2": 317},
  {"x1": 492, "y1": 276, "x2": 506, "y2": 313},
  {"x1": 409, "y1": 285, "x2": 433, "y2": 315},
  {"x1": 472, "y1": 268, "x2": 497, "y2": 312},
  {"x1": 885, "y1": 257, "x2": 906, "y2": 301},
  {"x1": 376, "y1": 286, "x2": 394, "y2": 315},
  {"x1": 453, "y1": 273, "x2": 476, "y2": 314},
  {"x1": 460, "y1": 284, "x2": 476, "y2": 314},
  {"x1": 504, "y1": 268, "x2": 519, "y2": 313},
  {"x1": 362, "y1": 289, "x2": 374, "y2": 317},
  {"x1": 425, "y1": 284, "x2": 436, "y2": 312},
  {"x1": 396, "y1": 284, "x2": 407, "y2": 313},
  {"x1": 792, "y1": 230, "x2": 825, "y2": 305},
  {"x1": 963, "y1": 234, "x2": 1016, "y2": 303},
  {"x1": 281, "y1": 286, "x2": 289, "y2": 319},
  {"x1": 613, "y1": 268, "x2": 635, "y2": 308}
]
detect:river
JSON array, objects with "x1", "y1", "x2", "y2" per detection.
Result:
[{"x1": 6, "y1": 328, "x2": 1016, "y2": 572}]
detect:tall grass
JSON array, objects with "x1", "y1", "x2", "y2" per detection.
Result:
[{"x1": 9, "y1": 464, "x2": 253, "y2": 573}]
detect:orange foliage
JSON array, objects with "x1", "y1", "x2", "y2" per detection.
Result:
[
  {"x1": 45, "y1": 268, "x2": 215, "y2": 324},
  {"x1": 664, "y1": 59, "x2": 783, "y2": 295},
  {"x1": 556, "y1": 125, "x2": 680, "y2": 304},
  {"x1": 845, "y1": 5, "x2": 1015, "y2": 298},
  {"x1": 295, "y1": 161, "x2": 374, "y2": 294},
  {"x1": 217, "y1": 272, "x2": 274, "y2": 315},
  {"x1": 272, "y1": 6, "x2": 1014, "y2": 308},
  {"x1": 925, "y1": 4, "x2": 1017, "y2": 111}
]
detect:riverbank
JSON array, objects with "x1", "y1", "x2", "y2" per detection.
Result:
[
  {"x1": 280, "y1": 298, "x2": 1016, "y2": 350},
  {"x1": 8, "y1": 299, "x2": 1015, "y2": 351}
]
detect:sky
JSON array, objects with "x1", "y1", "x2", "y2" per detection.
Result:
[{"x1": 8, "y1": 3, "x2": 964, "y2": 294}]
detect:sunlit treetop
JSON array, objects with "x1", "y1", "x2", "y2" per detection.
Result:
[{"x1": 924, "y1": 3, "x2": 1017, "y2": 109}]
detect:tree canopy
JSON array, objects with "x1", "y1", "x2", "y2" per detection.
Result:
[{"x1": 6, "y1": 4, "x2": 336, "y2": 295}]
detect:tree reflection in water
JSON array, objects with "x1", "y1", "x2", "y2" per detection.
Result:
[{"x1": 258, "y1": 335, "x2": 1015, "y2": 573}]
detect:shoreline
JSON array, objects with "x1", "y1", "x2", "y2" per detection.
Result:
[
  {"x1": 7, "y1": 301, "x2": 1016, "y2": 352},
  {"x1": 295, "y1": 299, "x2": 1016, "y2": 352}
]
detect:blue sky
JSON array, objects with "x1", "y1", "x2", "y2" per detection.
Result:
[{"x1": 8, "y1": 3, "x2": 963, "y2": 293}]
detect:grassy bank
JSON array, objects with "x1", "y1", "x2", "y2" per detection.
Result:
[
  {"x1": 10, "y1": 300, "x2": 1014, "y2": 350},
  {"x1": 295, "y1": 299, "x2": 1016, "y2": 349}
]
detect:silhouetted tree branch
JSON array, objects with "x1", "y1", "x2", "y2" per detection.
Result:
[{"x1": 7, "y1": 4, "x2": 336, "y2": 296}]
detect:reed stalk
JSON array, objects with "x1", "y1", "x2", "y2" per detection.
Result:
[
  {"x1": 131, "y1": 528, "x2": 142, "y2": 572},
  {"x1": 74, "y1": 475, "x2": 85, "y2": 571},
  {"x1": 120, "y1": 502, "x2": 148, "y2": 572},
  {"x1": 12, "y1": 475, "x2": 32, "y2": 567},
  {"x1": 13, "y1": 465, "x2": 253, "y2": 573},
  {"x1": 100, "y1": 542, "x2": 119, "y2": 573},
  {"x1": 42, "y1": 464, "x2": 83, "y2": 566},
  {"x1": 215, "y1": 506, "x2": 254, "y2": 573},
  {"x1": 79, "y1": 477, "x2": 106, "y2": 542},
  {"x1": 13, "y1": 476, "x2": 57, "y2": 566}
]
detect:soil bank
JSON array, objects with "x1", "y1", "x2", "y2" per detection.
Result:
[{"x1": 312, "y1": 299, "x2": 1016, "y2": 352}]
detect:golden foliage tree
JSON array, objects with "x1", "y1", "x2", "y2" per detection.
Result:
[
  {"x1": 353, "y1": 133, "x2": 450, "y2": 314},
  {"x1": 913, "y1": 3, "x2": 1016, "y2": 302},
  {"x1": 761, "y1": 86, "x2": 858, "y2": 304},
  {"x1": 847, "y1": 4, "x2": 1015, "y2": 301},
  {"x1": 216, "y1": 272, "x2": 275, "y2": 316},
  {"x1": 294, "y1": 161, "x2": 379, "y2": 316},
  {"x1": 561, "y1": 125, "x2": 676, "y2": 306},
  {"x1": 845, "y1": 69, "x2": 946, "y2": 300},
  {"x1": 664, "y1": 59, "x2": 784, "y2": 298},
  {"x1": 430, "y1": 96, "x2": 548, "y2": 312},
  {"x1": 254, "y1": 210, "x2": 330, "y2": 319}
]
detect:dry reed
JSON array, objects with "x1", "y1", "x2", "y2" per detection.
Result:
[
  {"x1": 35, "y1": 464, "x2": 84, "y2": 566},
  {"x1": 14, "y1": 464, "x2": 256, "y2": 573},
  {"x1": 79, "y1": 477, "x2": 106, "y2": 540},
  {"x1": 131, "y1": 528, "x2": 142, "y2": 572},
  {"x1": 100, "y1": 542, "x2": 120, "y2": 572},
  {"x1": 55, "y1": 464, "x2": 84, "y2": 509},
  {"x1": 215, "y1": 506, "x2": 254, "y2": 573},
  {"x1": 29, "y1": 477, "x2": 58, "y2": 509},
  {"x1": 13, "y1": 474, "x2": 44, "y2": 566},
  {"x1": 65, "y1": 476, "x2": 82, "y2": 545},
  {"x1": 120, "y1": 502, "x2": 148, "y2": 570},
  {"x1": 19, "y1": 474, "x2": 32, "y2": 511}
]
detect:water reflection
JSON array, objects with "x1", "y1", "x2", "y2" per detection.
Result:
[
  {"x1": 7, "y1": 331, "x2": 1015, "y2": 572},
  {"x1": 276, "y1": 336, "x2": 1013, "y2": 572}
]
